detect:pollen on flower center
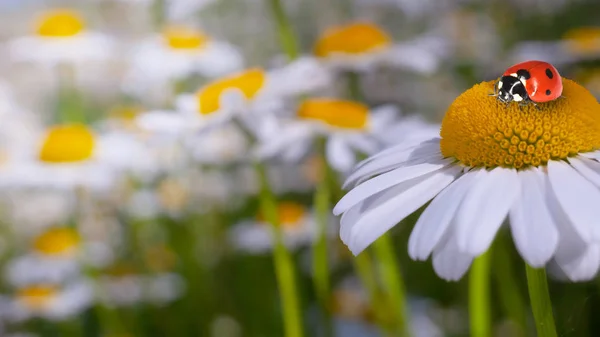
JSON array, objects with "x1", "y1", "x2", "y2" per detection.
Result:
[
  {"x1": 314, "y1": 22, "x2": 392, "y2": 57},
  {"x1": 440, "y1": 78, "x2": 600, "y2": 169},
  {"x1": 36, "y1": 10, "x2": 85, "y2": 38},
  {"x1": 563, "y1": 27, "x2": 600, "y2": 54},
  {"x1": 17, "y1": 285, "x2": 58, "y2": 310},
  {"x1": 197, "y1": 68, "x2": 266, "y2": 115},
  {"x1": 163, "y1": 26, "x2": 209, "y2": 50},
  {"x1": 34, "y1": 227, "x2": 80, "y2": 256},
  {"x1": 298, "y1": 99, "x2": 369, "y2": 129},
  {"x1": 39, "y1": 124, "x2": 96, "y2": 163},
  {"x1": 257, "y1": 202, "x2": 307, "y2": 229}
]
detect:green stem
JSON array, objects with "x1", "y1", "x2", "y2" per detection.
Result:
[
  {"x1": 353, "y1": 253, "x2": 394, "y2": 337},
  {"x1": 493, "y1": 239, "x2": 527, "y2": 336},
  {"x1": 373, "y1": 234, "x2": 410, "y2": 336},
  {"x1": 346, "y1": 72, "x2": 364, "y2": 102},
  {"x1": 313, "y1": 137, "x2": 333, "y2": 337},
  {"x1": 525, "y1": 265, "x2": 558, "y2": 337},
  {"x1": 469, "y1": 250, "x2": 492, "y2": 337},
  {"x1": 267, "y1": 0, "x2": 300, "y2": 60},
  {"x1": 255, "y1": 161, "x2": 304, "y2": 337}
]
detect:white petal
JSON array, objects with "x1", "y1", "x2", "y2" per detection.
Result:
[
  {"x1": 432, "y1": 231, "x2": 474, "y2": 281},
  {"x1": 579, "y1": 151, "x2": 600, "y2": 160},
  {"x1": 545, "y1": 175, "x2": 589, "y2": 268},
  {"x1": 547, "y1": 160, "x2": 600, "y2": 242},
  {"x1": 344, "y1": 142, "x2": 443, "y2": 189},
  {"x1": 509, "y1": 168, "x2": 558, "y2": 267},
  {"x1": 345, "y1": 134, "x2": 380, "y2": 155},
  {"x1": 568, "y1": 156, "x2": 600, "y2": 188},
  {"x1": 326, "y1": 136, "x2": 358, "y2": 173},
  {"x1": 552, "y1": 244, "x2": 600, "y2": 282},
  {"x1": 333, "y1": 156, "x2": 452, "y2": 215},
  {"x1": 352, "y1": 137, "x2": 439, "y2": 171},
  {"x1": 346, "y1": 165, "x2": 461, "y2": 255},
  {"x1": 254, "y1": 123, "x2": 314, "y2": 159},
  {"x1": 408, "y1": 169, "x2": 482, "y2": 261},
  {"x1": 456, "y1": 167, "x2": 520, "y2": 256}
]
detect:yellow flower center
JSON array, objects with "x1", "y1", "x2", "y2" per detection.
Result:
[
  {"x1": 314, "y1": 22, "x2": 392, "y2": 57},
  {"x1": 33, "y1": 227, "x2": 80, "y2": 256},
  {"x1": 298, "y1": 99, "x2": 369, "y2": 129},
  {"x1": 257, "y1": 202, "x2": 307, "y2": 229},
  {"x1": 36, "y1": 10, "x2": 85, "y2": 38},
  {"x1": 17, "y1": 285, "x2": 58, "y2": 310},
  {"x1": 163, "y1": 26, "x2": 209, "y2": 50},
  {"x1": 197, "y1": 68, "x2": 266, "y2": 115},
  {"x1": 440, "y1": 78, "x2": 600, "y2": 169},
  {"x1": 563, "y1": 27, "x2": 600, "y2": 55},
  {"x1": 39, "y1": 124, "x2": 96, "y2": 163}
]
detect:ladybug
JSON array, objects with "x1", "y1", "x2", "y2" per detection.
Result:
[{"x1": 495, "y1": 60, "x2": 563, "y2": 104}]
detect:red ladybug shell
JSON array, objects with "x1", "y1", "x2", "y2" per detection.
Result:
[{"x1": 503, "y1": 60, "x2": 562, "y2": 103}]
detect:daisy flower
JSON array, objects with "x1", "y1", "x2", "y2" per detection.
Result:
[
  {"x1": 6, "y1": 281, "x2": 94, "y2": 321},
  {"x1": 6, "y1": 226, "x2": 114, "y2": 287},
  {"x1": 96, "y1": 263, "x2": 185, "y2": 308},
  {"x1": 7, "y1": 9, "x2": 115, "y2": 67},
  {"x1": 334, "y1": 78, "x2": 600, "y2": 282},
  {"x1": 510, "y1": 27, "x2": 600, "y2": 67},
  {"x1": 229, "y1": 201, "x2": 334, "y2": 253},
  {"x1": 255, "y1": 98, "x2": 398, "y2": 173},
  {"x1": 0, "y1": 124, "x2": 153, "y2": 191},
  {"x1": 136, "y1": 57, "x2": 332, "y2": 134},
  {"x1": 122, "y1": 25, "x2": 243, "y2": 99},
  {"x1": 313, "y1": 21, "x2": 447, "y2": 74}
]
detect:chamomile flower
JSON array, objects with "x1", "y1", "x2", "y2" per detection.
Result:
[
  {"x1": 7, "y1": 9, "x2": 115, "y2": 67},
  {"x1": 313, "y1": 21, "x2": 447, "y2": 74},
  {"x1": 122, "y1": 25, "x2": 243, "y2": 100},
  {"x1": 0, "y1": 124, "x2": 152, "y2": 191},
  {"x1": 96, "y1": 264, "x2": 185, "y2": 307},
  {"x1": 255, "y1": 99, "x2": 397, "y2": 173},
  {"x1": 6, "y1": 226, "x2": 113, "y2": 287},
  {"x1": 136, "y1": 57, "x2": 332, "y2": 134},
  {"x1": 229, "y1": 201, "x2": 333, "y2": 253},
  {"x1": 7, "y1": 281, "x2": 94, "y2": 321},
  {"x1": 335, "y1": 78, "x2": 600, "y2": 282},
  {"x1": 510, "y1": 27, "x2": 600, "y2": 66}
]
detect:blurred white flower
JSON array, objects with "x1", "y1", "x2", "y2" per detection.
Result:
[
  {"x1": 97, "y1": 271, "x2": 185, "y2": 307},
  {"x1": 0, "y1": 124, "x2": 154, "y2": 191},
  {"x1": 255, "y1": 99, "x2": 398, "y2": 174},
  {"x1": 314, "y1": 22, "x2": 448, "y2": 74},
  {"x1": 510, "y1": 27, "x2": 600, "y2": 66},
  {"x1": 7, "y1": 9, "x2": 115, "y2": 67},
  {"x1": 122, "y1": 25, "x2": 243, "y2": 100},
  {"x1": 167, "y1": 0, "x2": 218, "y2": 21},
  {"x1": 229, "y1": 202, "x2": 335, "y2": 253},
  {"x1": 183, "y1": 124, "x2": 249, "y2": 165},
  {"x1": 136, "y1": 57, "x2": 332, "y2": 135},
  {"x1": 6, "y1": 280, "x2": 94, "y2": 321}
]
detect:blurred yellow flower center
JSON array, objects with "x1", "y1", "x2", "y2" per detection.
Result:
[
  {"x1": 197, "y1": 68, "x2": 266, "y2": 115},
  {"x1": 563, "y1": 27, "x2": 600, "y2": 54},
  {"x1": 440, "y1": 79, "x2": 600, "y2": 169},
  {"x1": 298, "y1": 99, "x2": 369, "y2": 129},
  {"x1": 36, "y1": 10, "x2": 85, "y2": 37},
  {"x1": 39, "y1": 124, "x2": 96, "y2": 163},
  {"x1": 163, "y1": 26, "x2": 209, "y2": 50},
  {"x1": 34, "y1": 227, "x2": 80, "y2": 256},
  {"x1": 314, "y1": 22, "x2": 392, "y2": 57},
  {"x1": 109, "y1": 105, "x2": 142, "y2": 121},
  {"x1": 17, "y1": 285, "x2": 58, "y2": 310},
  {"x1": 258, "y1": 202, "x2": 306, "y2": 229}
]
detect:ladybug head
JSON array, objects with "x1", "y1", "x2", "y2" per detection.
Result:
[{"x1": 497, "y1": 75, "x2": 529, "y2": 103}]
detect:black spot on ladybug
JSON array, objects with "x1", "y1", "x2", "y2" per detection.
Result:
[
  {"x1": 516, "y1": 69, "x2": 531, "y2": 80},
  {"x1": 545, "y1": 68, "x2": 554, "y2": 79},
  {"x1": 546, "y1": 89, "x2": 551, "y2": 95}
]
